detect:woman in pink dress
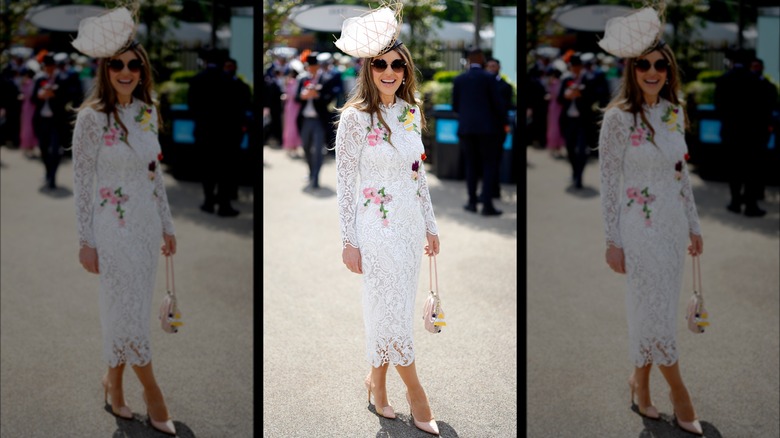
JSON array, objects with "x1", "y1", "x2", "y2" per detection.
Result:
[
  {"x1": 545, "y1": 67, "x2": 566, "y2": 159},
  {"x1": 19, "y1": 68, "x2": 39, "y2": 158},
  {"x1": 282, "y1": 69, "x2": 302, "y2": 158}
]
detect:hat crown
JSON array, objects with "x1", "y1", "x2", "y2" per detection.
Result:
[{"x1": 598, "y1": 7, "x2": 662, "y2": 59}]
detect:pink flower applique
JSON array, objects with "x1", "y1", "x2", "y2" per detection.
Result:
[
  {"x1": 366, "y1": 122, "x2": 388, "y2": 146},
  {"x1": 629, "y1": 122, "x2": 653, "y2": 146},
  {"x1": 627, "y1": 186, "x2": 655, "y2": 227},
  {"x1": 99, "y1": 186, "x2": 129, "y2": 226},
  {"x1": 362, "y1": 186, "x2": 392, "y2": 226}
]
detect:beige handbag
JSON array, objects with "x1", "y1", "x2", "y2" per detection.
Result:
[
  {"x1": 159, "y1": 255, "x2": 183, "y2": 334},
  {"x1": 422, "y1": 255, "x2": 446, "y2": 334},
  {"x1": 685, "y1": 255, "x2": 709, "y2": 334}
]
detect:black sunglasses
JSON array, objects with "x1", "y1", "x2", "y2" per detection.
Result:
[
  {"x1": 634, "y1": 59, "x2": 669, "y2": 73},
  {"x1": 370, "y1": 59, "x2": 407, "y2": 73},
  {"x1": 108, "y1": 59, "x2": 143, "y2": 73}
]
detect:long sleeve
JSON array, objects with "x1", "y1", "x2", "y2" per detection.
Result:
[
  {"x1": 599, "y1": 108, "x2": 628, "y2": 248},
  {"x1": 72, "y1": 108, "x2": 102, "y2": 248},
  {"x1": 417, "y1": 154, "x2": 439, "y2": 235},
  {"x1": 153, "y1": 156, "x2": 175, "y2": 236},
  {"x1": 336, "y1": 108, "x2": 363, "y2": 249},
  {"x1": 677, "y1": 111, "x2": 701, "y2": 236}
]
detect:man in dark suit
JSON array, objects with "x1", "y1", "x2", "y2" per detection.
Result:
[
  {"x1": 32, "y1": 54, "x2": 81, "y2": 189},
  {"x1": 486, "y1": 58, "x2": 513, "y2": 198},
  {"x1": 296, "y1": 52, "x2": 338, "y2": 191},
  {"x1": 452, "y1": 48, "x2": 503, "y2": 216},
  {"x1": 750, "y1": 57, "x2": 778, "y2": 203},
  {"x1": 558, "y1": 53, "x2": 599, "y2": 189},
  {"x1": 189, "y1": 48, "x2": 240, "y2": 216},
  {"x1": 715, "y1": 49, "x2": 770, "y2": 217}
]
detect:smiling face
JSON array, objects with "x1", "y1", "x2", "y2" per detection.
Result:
[
  {"x1": 634, "y1": 50, "x2": 668, "y2": 105},
  {"x1": 108, "y1": 50, "x2": 142, "y2": 104},
  {"x1": 370, "y1": 50, "x2": 406, "y2": 105}
]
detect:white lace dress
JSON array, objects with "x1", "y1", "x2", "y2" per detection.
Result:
[
  {"x1": 336, "y1": 99, "x2": 439, "y2": 367},
  {"x1": 599, "y1": 99, "x2": 701, "y2": 367},
  {"x1": 73, "y1": 100, "x2": 175, "y2": 367}
]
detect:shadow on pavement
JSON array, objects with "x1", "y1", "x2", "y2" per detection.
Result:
[
  {"x1": 637, "y1": 414, "x2": 721, "y2": 437},
  {"x1": 162, "y1": 172, "x2": 253, "y2": 238},
  {"x1": 302, "y1": 185, "x2": 335, "y2": 198},
  {"x1": 690, "y1": 177, "x2": 779, "y2": 238},
  {"x1": 565, "y1": 184, "x2": 599, "y2": 199},
  {"x1": 106, "y1": 412, "x2": 197, "y2": 437},
  {"x1": 37, "y1": 184, "x2": 73, "y2": 199},
  {"x1": 370, "y1": 411, "x2": 459, "y2": 437},
  {"x1": 426, "y1": 179, "x2": 517, "y2": 238}
]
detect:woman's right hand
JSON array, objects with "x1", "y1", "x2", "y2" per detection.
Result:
[
  {"x1": 342, "y1": 245, "x2": 362, "y2": 274},
  {"x1": 605, "y1": 244, "x2": 625, "y2": 274},
  {"x1": 79, "y1": 246, "x2": 99, "y2": 274}
]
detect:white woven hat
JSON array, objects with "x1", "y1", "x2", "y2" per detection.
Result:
[
  {"x1": 598, "y1": 7, "x2": 662, "y2": 59},
  {"x1": 72, "y1": 7, "x2": 136, "y2": 58},
  {"x1": 334, "y1": 5, "x2": 402, "y2": 58}
]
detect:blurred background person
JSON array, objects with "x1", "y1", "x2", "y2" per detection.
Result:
[
  {"x1": 18, "y1": 67, "x2": 39, "y2": 158},
  {"x1": 486, "y1": 57, "x2": 513, "y2": 200},
  {"x1": 715, "y1": 49, "x2": 768, "y2": 217},
  {"x1": 223, "y1": 57, "x2": 252, "y2": 203},
  {"x1": 264, "y1": 56, "x2": 285, "y2": 146},
  {"x1": 544, "y1": 64, "x2": 566, "y2": 159},
  {"x1": 282, "y1": 65, "x2": 303, "y2": 159},
  {"x1": 188, "y1": 48, "x2": 240, "y2": 216},
  {"x1": 558, "y1": 53, "x2": 598, "y2": 189},
  {"x1": 32, "y1": 53, "x2": 80, "y2": 190},
  {"x1": 750, "y1": 57, "x2": 778, "y2": 203},
  {"x1": 1, "y1": 66, "x2": 21, "y2": 148}
]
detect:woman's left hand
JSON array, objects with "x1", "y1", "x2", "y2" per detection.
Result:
[
  {"x1": 687, "y1": 233, "x2": 703, "y2": 256},
  {"x1": 424, "y1": 233, "x2": 440, "y2": 257},
  {"x1": 162, "y1": 233, "x2": 177, "y2": 256}
]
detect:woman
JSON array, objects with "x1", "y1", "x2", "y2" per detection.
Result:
[
  {"x1": 281, "y1": 67, "x2": 303, "y2": 158},
  {"x1": 18, "y1": 67, "x2": 39, "y2": 158},
  {"x1": 71, "y1": 7, "x2": 177, "y2": 436},
  {"x1": 598, "y1": 7, "x2": 704, "y2": 436},
  {"x1": 334, "y1": 4, "x2": 441, "y2": 435},
  {"x1": 544, "y1": 66, "x2": 566, "y2": 159}
]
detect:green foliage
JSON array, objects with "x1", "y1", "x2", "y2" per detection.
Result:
[
  {"x1": 696, "y1": 70, "x2": 724, "y2": 84},
  {"x1": 420, "y1": 81, "x2": 454, "y2": 105},
  {"x1": 157, "y1": 80, "x2": 190, "y2": 105},
  {"x1": 684, "y1": 81, "x2": 716, "y2": 105},
  {"x1": 432, "y1": 71, "x2": 459, "y2": 83},
  {"x1": 169, "y1": 70, "x2": 197, "y2": 84}
]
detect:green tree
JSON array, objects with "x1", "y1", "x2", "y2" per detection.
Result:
[
  {"x1": 0, "y1": 0, "x2": 40, "y2": 59},
  {"x1": 263, "y1": 0, "x2": 302, "y2": 68}
]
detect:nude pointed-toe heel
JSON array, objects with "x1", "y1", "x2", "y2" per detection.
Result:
[
  {"x1": 627, "y1": 376, "x2": 659, "y2": 420},
  {"x1": 143, "y1": 390, "x2": 177, "y2": 436},
  {"x1": 669, "y1": 392, "x2": 703, "y2": 436},
  {"x1": 364, "y1": 375, "x2": 396, "y2": 419},
  {"x1": 101, "y1": 376, "x2": 133, "y2": 420},
  {"x1": 406, "y1": 392, "x2": 439, "y2": 436}
]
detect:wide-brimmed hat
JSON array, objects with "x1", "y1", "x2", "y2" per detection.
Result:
[
  {"x1": 334, "y1": 2, "x2": 403, "y2": 58},
  {"x1": 598, "y1": 7, "x2": 663, "y2": 59},
  {"x1": 71, "y1": 7, "x2": 137, "y2": 58}
]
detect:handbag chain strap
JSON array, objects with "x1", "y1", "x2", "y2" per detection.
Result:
[
  {"x1": 166, "y1": 255, "x2": 176, "y2": 297},
  {"x1": 429, "y1": 254, "x2": 439, "y2": 296},
  {"x1": 692, "y1": 254, "x2": 702, "y2": 298}
]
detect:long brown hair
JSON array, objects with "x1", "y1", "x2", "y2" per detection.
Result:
[
  {"x1": 77, "y1": 42, "x2": 162, "y2": 145},
  {"x1": 604, "y1": 43, "x2": 688, "y2": 143},
  {"x1": 336, "y1": 43, "x2": 426, "y2": 146}
]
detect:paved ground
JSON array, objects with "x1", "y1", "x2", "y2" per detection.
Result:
[
  {"x1": 262, "y1": 146, "x2": 518, "y2": 437},
  {"x1": 0, "y1": 146, "x2": 254, "y2": 437},
  {"x1": 526, "y1": 147, "x2": 780, "y2": 438}
]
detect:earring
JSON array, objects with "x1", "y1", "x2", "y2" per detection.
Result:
[{"x1": 402, "y1": 78, "x2": 406, "y2": 85}]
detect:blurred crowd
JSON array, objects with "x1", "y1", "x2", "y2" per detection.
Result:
[{"x1": 262, "y1": 50, "x2": 359, "y2": 160}]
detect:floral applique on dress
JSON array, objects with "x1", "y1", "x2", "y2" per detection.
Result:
[
  {"x1": 366, "y1": 122, "x2": 389, "y2": 146},
  {"x1": 150, "y1": 153, "x2": 163, "y2": 196},
  {"x1": 412, "y1": 153, "x2": 427, "y2": 196},
  {"x1": 135, "y1": 105, "x2": 157, "y2": 134},
  {"x1": 398, "y1": 105, "x2": 420, "y2": 135},
  {"x1": 661, "y1": 105, "x2": 684, "y2": 134},
  {"x1": 629, "y1": 122, "x2": 652, "y2": 146},
  {"x1": 362, "y1": 187, "x2": 392, "y2": 227},
  {"x1": 626, "y1": 186, "x2": 656, "y2": 227},
  {"x1": 103, "y1": 122, "x2": 127, "y2": 146},
  {"x1": 99, "y1": 187, "x2": 129, "y2": 227}
]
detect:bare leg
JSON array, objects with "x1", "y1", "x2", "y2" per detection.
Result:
[
  {"x1": 658, "y1": 362, "x2": 697, "y2": 421},
  {"x1": 366, "y1": 363, "x2": 391, "y2": 409},
  {"x1": 395, "y1": 361, "x2": 433, "y2": 421},
  {"x1": 630, "y1": 363, "x2": 653, "y2": 408},
  {"x1": 104, "y1": 363, "x2": 128, "y2": 409},
  {"x1": 131, "y1": 361, "x2": 170, "y2": 421}
]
